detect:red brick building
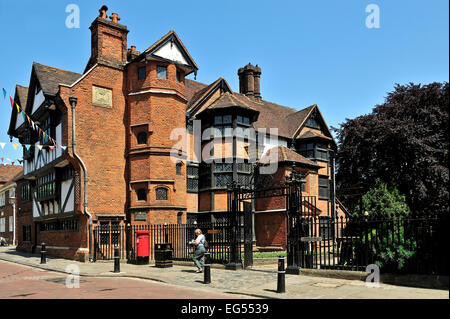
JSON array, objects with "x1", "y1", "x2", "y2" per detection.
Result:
[
  {"x1": 8, "y1": 6, "x2": 347, "y2": 261},
  {"x1": 0, "y1": 165, "x2": 22, "y2": 245}
]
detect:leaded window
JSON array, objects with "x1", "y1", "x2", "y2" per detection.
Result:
[
  {"x1": 318, "y1": 176, "x2": 330, "y2": 200},
  {"x1": 187, "y1": 165, "x2": 199, "y2": 192},
  {"x1": 214, "y1": 115, "x2": 232, "y2": 137},
  {"x1": 215, "y1": 174, "x2": 232, "y2": 187},
  {"x1": 37, "y1": 171, "x2": 56, "y2": 201},
  {"x1": 156, "y1": 188, "x2": 168, "y2": 200},
  {"x1": 21, "y1": 183, "x2": 31, "y2": 202},
  {"x1": 305, "y1": 117, "x2": 319, "y2": 129},
  {"x1": 157, "y1": 66, "x2": 167, "y2": 79},
  {"x1": 299, "y1": 143, "x2": 328, "y2": 161}
]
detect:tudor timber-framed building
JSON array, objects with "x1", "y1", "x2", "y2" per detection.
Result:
[{"x1": 8, "y1": 6, "x2": 347, "y2": 261}]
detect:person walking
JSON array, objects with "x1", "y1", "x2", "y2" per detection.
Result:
[{"x1": 190, "y1": 228, "x2": 206, "y2": 273}]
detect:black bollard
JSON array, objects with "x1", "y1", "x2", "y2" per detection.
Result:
[
  {"x1": 203, "y1": 252, "x2": 211, "y2": 284},
  {"x1": 277, "y1": 255, "x2": 285, "y2": 293},
  {"x1": 40, "y1": 243, "x2": 46, "y2": 264},
  {"x1": 114, "y1": 246, "x2": 120, "y2": 273}
]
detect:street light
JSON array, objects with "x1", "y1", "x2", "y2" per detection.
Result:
[{"x1": 8, "y1": 191, "x2": 16, "y2": 246}]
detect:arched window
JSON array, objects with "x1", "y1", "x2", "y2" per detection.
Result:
[
  {"x1": 137, "y1": 189, "x2": 147, "y2": 201},
  {"x1": 137, "y1": 132, "x2": 147, "y2": 145},
  {"x1": 176, "y1": 162, "x2": 182, "y2": 175},
  {"x1": 155, "y1": 187, "x2": 168, "y2": 200}
]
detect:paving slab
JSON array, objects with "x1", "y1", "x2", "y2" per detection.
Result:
[{"x1": 0, "y1": 247, "x2": 447, "y2": 299}]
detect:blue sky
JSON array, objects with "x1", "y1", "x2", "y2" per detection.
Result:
[{"x1": 0, "y1": 0, "x2": 448, "y2": 165}]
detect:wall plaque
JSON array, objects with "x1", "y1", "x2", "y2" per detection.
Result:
[
  {"x1": 134, "y1": 211, "x2": 147, "y2": 221},
  {"x1": 92, "y1": 85, "x2": 112, "y2": 108}
]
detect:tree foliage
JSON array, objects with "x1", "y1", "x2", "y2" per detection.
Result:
[
  {"x1": 334, "y1": 82, "x2": 449, "y2": 213},
  {"x1": 355, "y1": 179, "x2": 409, "y2": 217}
]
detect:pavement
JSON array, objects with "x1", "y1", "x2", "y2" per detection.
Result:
[{"x1": 0, "y1": 246, "x2": 448, "y2": 299}]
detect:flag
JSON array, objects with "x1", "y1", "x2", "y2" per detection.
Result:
[
  {"x1": 16, "y1": 103, "x2": 20, "y2": 113},
  {"x1": 0, "y1": 142, "x2": 5, "y2": 149},
  {"x1": 0, "y1": 158, "x2": 3, "y2": 162},
  {"x1": 37, "y1": 145, "x2": 43, "y2": 150},
  {"x1": 61, "y1": 146, "x2": 67, "y2": 151},
  {"x1": 49, "y1": 146, "x2": 55, "y2": 150},
  {"x1": 10, "y1": 97, "x2": 13, "y2": 107},
  {"x1": 25, "y1": 145, "x2": 31, "y2": 151},
  {"x1": 12, "y1": 143, "x2": 19, "y2": 150},
  {"x1": 2, "y1": 88, "x2": 6, "y2": 99}
]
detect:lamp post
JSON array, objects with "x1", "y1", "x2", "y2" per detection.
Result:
[{"x1": 9, "y1": 190, "x2": 16, "y2": 246}]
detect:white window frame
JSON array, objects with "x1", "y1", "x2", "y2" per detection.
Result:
[
  {"x1": 9, "y1": 216, "x2": 13, "y2": 232},
  {"x1": 0, "y1": 218, "x2": 5, "y2": 233},
  {"x1": 0, "y1": 193, "x2": 5, "y2": 206}
]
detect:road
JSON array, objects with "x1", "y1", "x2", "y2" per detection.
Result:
[{"x1": 0, "y1": 260, "x2": 243, "y2": 299}]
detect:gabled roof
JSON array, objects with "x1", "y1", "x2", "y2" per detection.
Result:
[
  {"x1": 8, "y1": 85, "x2": 29, "y2": 136},
  {"x1": 298, "y1": 130, "x2": 334, "y2": 141},
  {"x1": 186, "y1": 77, "x2": 232, "y2": 116},
  {"x1": 32, "y1": 62, "x2": 82, "y2": 96},
  {"x1": 259, "y1": 146, "x2": 320, "y2": 168},
  {"x1": 133, "y1": 30, "x2": 198, "y2": 76}
]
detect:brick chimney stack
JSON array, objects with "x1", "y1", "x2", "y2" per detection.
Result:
[
  {"x1": 238, "y1": 63, "x2": 262, "y2": 101},
  {"x1": 85, "y1": 6, "x2": 129, "y2": 72}
]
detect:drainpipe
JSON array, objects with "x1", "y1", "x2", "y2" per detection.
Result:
[{"x1": 69, "y1": 96, "x2": 93, "y2": 262}]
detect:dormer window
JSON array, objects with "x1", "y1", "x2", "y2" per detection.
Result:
[
  {"x1": 157, "y1": 66, "x2": 167, "y2": 79},
  {"x1": 214, "y1": 115, "x2": 232, "y2": 137}
]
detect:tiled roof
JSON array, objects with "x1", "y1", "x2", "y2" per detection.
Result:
[
  {"x1": 259, "y1": 146, "x2": 320, "y2": 168},
  {"x1": 185, "y1": 78, "x2": 316, "y2": 138},
  {"x1": 198, "y1": 92, "x2": 257, "y2": 115},
  {"x1": 16, "y1": 85, "x2": 28, "y2": 107},
  {"x1": 33, "y1": 62, "x2": 82, "y2": 95},
  {"x1": 0, "y1": 165, "x2": 22, "y2": 184}
]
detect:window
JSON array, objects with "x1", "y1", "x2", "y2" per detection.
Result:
[
  {"x1": 156, "y1": 188, "x2": 168, "y2": 200},
  {"x1": 237, "y1": 116, "x2": 250, "y2": 125},
  {"x1": 176, "y1": 70, "x2": 181, "y2": 83},
  {"x1": 40, "y1": 116, "x2": 53, "y2": 145},
  {"x1": 187, "y1": 165, "x2": 199, "y2": 192},
  {"x1": 0, "y1": 193, "x2": 5, "y2": 206},
  {"x1": 137, "y1": 189, "x2": 147, "y2": 201},
  {"x1": 318, "y1": 176, "x2": 329, "y2": 200},
  {"x1": 305, "y1": 117, "x2": 319, "y2": 129},
  {"x1": 23, "y1": 225, "x2": 31, "y2": 241},
  {"x1": 214, "y1": 162, "x2": 233, "y2": 188},
  {"x1": 37, "y1": 171, "x2": 57, "y2": 201},
  {"x1": 9, "y1": 216, "x2": 13, "y2": 232},
  {"x1": 176, "y1": 162, "x2": 182, "y2": 175},
  {"x1": 60, "y1": 165, "x2": 74, "y2": 181},
  {"x1": 138, "y1": 66, "x2": 146, "y2": 80},
  {"x1": 21, "y1": 183, "x2": 31, "y2": 202},
  {"x1": 137, "y1": 132, "x2": 147, "y2": 145},
  {"x1": 177, "y1": 212, "x2": 183, "y2": 224},
  {"x1": 299, "y1": 143, "x2": 328, "y2": 161},
  {"x1": 199, "y1": 163, "x2": 211, "y2": 189},
  {"x1": 0, "y1": 218, "x2": 5, "y2": 233},
  {"x1": 111, "y1": 222, "x2": 120, "y2": 246},
  {"x1": 214, "y1": 115, "x2": 233, "y2": 137},
  {"x1": 319, "y1": 216, "x2": 334, "y2": 240},
  {"x1": 157, "y1": 66, "x2": 167, "y2": 79}
]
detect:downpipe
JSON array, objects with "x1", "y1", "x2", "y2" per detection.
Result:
[{"x1": 69, "y1": 96, "x2": 93, "y2": 262}]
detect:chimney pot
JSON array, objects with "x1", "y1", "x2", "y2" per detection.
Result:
[
  {"x1": 99, "y1": 5, "x2": 108, "y2": 19},
  {"x1": 110, "y1": 13, "x2": 120, "y2": 23}
]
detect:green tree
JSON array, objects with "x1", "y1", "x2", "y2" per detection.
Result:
[{"x1": 355, "y1": 179, "x2": 410, "y2": 217}]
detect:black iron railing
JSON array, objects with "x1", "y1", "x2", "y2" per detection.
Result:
[{"x1": 295, "y1": 211, "x2": 449, "y2": 275}]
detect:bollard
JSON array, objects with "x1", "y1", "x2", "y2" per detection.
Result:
[
  {"x1": 277, "y1": 255, "x2": 285, "y2": 293},
  {"x1": 203, "y1": 251, "x2": 211, "y2": 284},
  {"x1": 114, "y1": 246, "x2": 120, "y2": 273},
  {"x1": 40, "y1": 243, "x2": 46, "y2": 264}
]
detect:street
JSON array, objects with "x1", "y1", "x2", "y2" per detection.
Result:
[{"x1": 0, "y1": 260, "x2": 242, "y2": 299}]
